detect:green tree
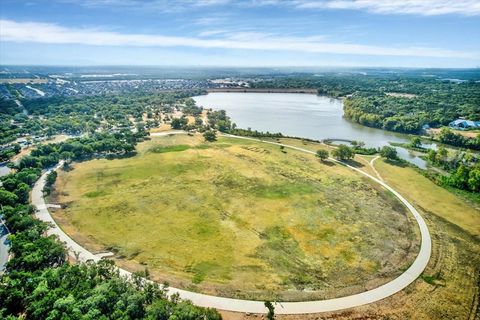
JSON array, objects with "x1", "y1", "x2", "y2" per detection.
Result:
[
  {"x1": 316, "y1": 149, "x2": 329, "y2": 161},
  {"x1": 435, "y1": 146, "x2": 448, "y2": 164},
  {"x1": 379, "y1": 146, "x2": 398, "y2": 160},
  {"x1": 203, "y1": 130, "x2": 217, "y2": 142},
  {"x1": 14, "y1": 183, "x2": 30, "y2": 203},
  {"x1": 426, "y1": 149, "x2": 437, "y2": 164},
  {"x1": 332, "y1": 145, "x2": 354, "y2": 161},
  {"x1": 410, "y1": 136, "x2": 422, "y2": 149},
  {"x1": 171, "y1": 118, "x2": 182, "y2": 129},
  {"x1": 468, "y1": 168, "x2": 480, "y2": 192},
  {"x1": 264, "y1": 301, "x2": 275, "y2": 320},
  {"x1": 450, "y1": 165, "x2": 470, "y2": 189},
  {"x1": 0, "y1": 189, "x2": 19, "y2": 206},
  {"x1": 46, "y1": 171, "x2": 57, "y2": 187}
]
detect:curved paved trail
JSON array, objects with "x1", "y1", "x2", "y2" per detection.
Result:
[
  {"x1": 0, "y1": 218, "x2": 9, "y2": 273},
  {"x1": 32, "y1": 132, "x2": 431, "y2": 315}
]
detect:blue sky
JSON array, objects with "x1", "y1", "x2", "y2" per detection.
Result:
[{"x1": 1, "y1": 0, "x2": 479, "y2": 67}]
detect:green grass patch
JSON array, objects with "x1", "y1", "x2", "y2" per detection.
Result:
[
  {"x1": 83, "y1": 190, "x2": 109, "y2": 198},
  {"x1": 149, "y1": 144, "x2": 191, "y2": 153},
  {"x1": 420, "y1": 272, "x2": 445, "y2": 286},
  {"x1": 253, "y1": 182, "x2": 317, "y2": 199}
]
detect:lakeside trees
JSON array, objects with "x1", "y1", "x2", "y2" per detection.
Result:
[
  {"x1": 379, "y1": 146, "x2": 398, "y2": 160},
  {"x1": 425, "y1": 146, "x2": 480, "y2": 193},
  {"x1": 437, "y1": 128, "x2": 480, "y2": 150},
  {"x1": 332, "y1": 145, "x2": 354, "y2": 161}
]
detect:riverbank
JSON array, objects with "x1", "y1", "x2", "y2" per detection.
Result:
[{"x1": 207, "y1": 88, "x2": 318, "y2": 94}]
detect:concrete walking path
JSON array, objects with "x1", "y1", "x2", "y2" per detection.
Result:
[{"x1": 31, "y1": 133, "x2": 431, "y2": 314}]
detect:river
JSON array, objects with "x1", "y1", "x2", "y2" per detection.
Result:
[{"x1": 193, "y1": 92, "x2": 429, "y2": 168}]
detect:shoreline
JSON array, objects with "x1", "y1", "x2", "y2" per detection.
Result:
[{"x1": 206, "y1": 88, "x2": 318, "y2": 94}]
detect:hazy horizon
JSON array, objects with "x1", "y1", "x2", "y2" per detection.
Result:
[{"x1": 1, "y1": 0, "x2": 479, "y2": 68}]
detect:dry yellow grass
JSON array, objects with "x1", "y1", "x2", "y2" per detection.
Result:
[
  {"x1": 53, "y1": 134, "x2": 419, "y2": 301},
  {"x1": 374, "y1": 159, "x2": 480, "y2": 236}
]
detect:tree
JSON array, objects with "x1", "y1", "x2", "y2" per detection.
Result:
[
  {"x1": 379, "y1": 146, "x2": 398, "y2": 160},
  {"x1": 449, "y1": 165, "x2": 470, "y2": 189},
  {"x1": 410, "y1": 136, "x2": 422, "y2": 149},
  {"x1": 0, "y1": 189, "x2": 19, "y2": 206},
  {"x1": 14, "y1": 183, "x2": 30, "y2": 204},
  {"x1": 426, "y1": 149, "x2": 437, "y2": 164},
  {"x1": 351, "y1": 140, "x2": 365, "y2": 148},
  {"x1": 468, "y1": 168, "x2": 480, "y2": 192},
  {"x1": 46, "y1": 171, "x2": 57, "y2": 187},
  {"x1": 332, "y1": 145, "x2": 354, "y2": 161},
  {"x1": 436, "y1": 146, "x2": 448, "y2": 164},
  {"x1": 264, "y1": 301, "x2": 275, "y2": 320},
  {"x1": 170, "y1": 118, "x2": 182, "y2": 129},
  {"x1": 316, "y1": 149, "x2": 329, "y2": 161},
  {"x1": 203, "y1": 130, "x2": 217, "y2": 142}
]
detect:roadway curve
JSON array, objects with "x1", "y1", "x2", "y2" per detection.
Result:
[
  {"x1": 0, "y1": 217, "x2": 10, "y2": 273},
  {"x1": 32, "y1": 132, "x2": 431, "y2": 315}
]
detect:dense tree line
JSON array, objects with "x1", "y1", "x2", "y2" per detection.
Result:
[
  {"x1": 0, "y1": 91, "x2": 204, "y2": 147},
  {"x1": 0, "y1": 143, "x2": 21, "y2": 162},
  {"x1": 0, "y1": 99, "x2": 25, "y2": 145},
  {"x1": 0, "y1": 131, "x2": 222, "y2": 319},
  {"x1": 343, "y1": 93, "x2": 480, "y2": 136},
  {"x1": 436, "y1": 128, "x2": 480, "y2": 151},
  {"x1": 425, "y1": 145, "x2": 480, "y2": 193}
]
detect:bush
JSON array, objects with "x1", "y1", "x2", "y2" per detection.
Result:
[{"x1": 203, "y1": 130, "x2": 217, "y2": 142}]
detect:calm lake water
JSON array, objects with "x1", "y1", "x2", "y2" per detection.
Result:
[{"x1": 193, "y1": 92, "x2": 428, "y2": 168}]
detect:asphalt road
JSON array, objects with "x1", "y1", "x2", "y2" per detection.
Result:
[
  {"x1": 0, "y1": 217, "x2": 10, "y2": 273},
  {"x1": 31, "y1": 133, "x2": 432, "y2": 314}
]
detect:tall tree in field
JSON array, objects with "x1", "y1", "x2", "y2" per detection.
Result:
[{"x1": 316, "y1": 149, "x2": 329, "y2": 161}]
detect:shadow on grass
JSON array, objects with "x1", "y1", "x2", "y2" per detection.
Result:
[
  {"x1": 385, "y1": 158, "x2": 409, "y2": 168},
  {"x1": 319, "y1": 160, "x2": 335, "y2": 166},
  {"x1": 105, "y1": 151, "x2": 137, "y2": 160},
  {"x1": 343, "y1": 159, "x2": 365, "y2": 168}
]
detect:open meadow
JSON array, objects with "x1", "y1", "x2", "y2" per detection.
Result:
[{"x1": 52, "y1": 134, "x2": 420, "y2": 301}]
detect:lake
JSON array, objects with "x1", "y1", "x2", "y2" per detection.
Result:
[{"x1": 193, "y1": 92, "x2": 429, "y2": 168}]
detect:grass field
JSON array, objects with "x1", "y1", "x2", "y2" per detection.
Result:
[
  {"x1": 53, "y1": 134, "x2": 419, "y2": 301},
  {"x1": 374, "y1": 160, "x2": 480, "y2": 235},
  {"x1": 220, "y1": 153, "x2": 480, "y2": 320}
]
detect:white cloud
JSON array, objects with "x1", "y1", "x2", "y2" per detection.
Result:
[
  {"x1": 292, "y1": 0, "x2": 480, "y2": 16},
  {"x1": 0, "y1": 19, "x2": 477, "y2": 59},
  {"x1": 198, "y1": 29, "x2": 228, "y2": 37},
  {"x1": 61, "y1": 0, "x2": 232, "y2": 11},
  {"x1": 57, "y1": 0, "x2": 480, "y2": 15}
]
